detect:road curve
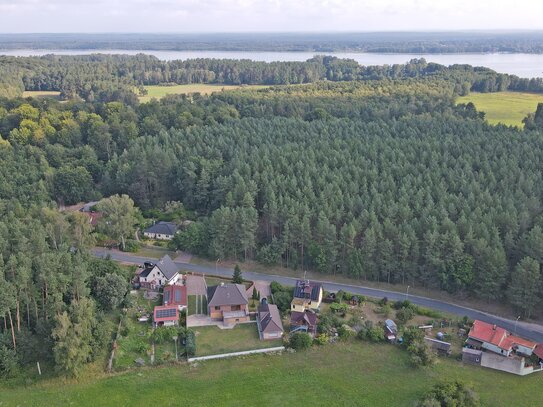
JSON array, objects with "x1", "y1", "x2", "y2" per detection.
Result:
[{"x1": 92, "y1": 248, "x2": 543, "y2": 343}]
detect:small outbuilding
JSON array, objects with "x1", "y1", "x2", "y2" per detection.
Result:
[
  {"x1": 257, "y1": 303, "x2": 284, "y2": 340},
  {"x1": 384, "y1": 319, "x2": 398, "y2": 342},
  {"x1": 153, "y1": 305, "x2": 179, "y2": 328},
  {"x1": 424, "y1": 337, "x2": 452, "y2": 355}
]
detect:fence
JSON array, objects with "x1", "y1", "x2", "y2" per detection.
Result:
[{"x1": 188, "y1": 346, "x2": 285, "y2": 362}]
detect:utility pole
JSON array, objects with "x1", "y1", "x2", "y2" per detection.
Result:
[
  {"x1": 405, "y1": 285, "x2": 410, "y2": 301},
  {"x1": 514, "y1": 316, "x2": 520, "y2": 335},
  {"x1": 172, "y1": 335, "x2": 178, "y2": 361}
]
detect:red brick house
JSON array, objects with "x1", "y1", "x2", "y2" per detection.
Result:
[
  {"x1": 207, "y1": 283, "x2": 249, "y2": 326},
  {"x1": 162, "y1": 284, "x2": 187, "y2": 310}
]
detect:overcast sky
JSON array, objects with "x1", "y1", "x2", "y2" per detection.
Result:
[{"x1": 0, "y1": 0, "x2": 542, "y2": 33}]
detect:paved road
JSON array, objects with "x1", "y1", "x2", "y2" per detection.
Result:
[{"x1": 93, "y1": 248, "x2": 543, "y2": 343}]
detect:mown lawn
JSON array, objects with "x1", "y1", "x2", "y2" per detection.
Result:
[
  {"x1": 194, "y1": 323, "x2": 282, "y2": 356},
  {"x1": 457, "y1": 91, "x2": 543, "y2": 127},
  {"x1": 138, "y1": 84, "x2": 268, "y2": 103},
  {"x1": 1, "y1": 343, "x2": 542, "y2": 406},
  {"x1": 22, "y1": 90, "x2": 61, "y2": 100}
]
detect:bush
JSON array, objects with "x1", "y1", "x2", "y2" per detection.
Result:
[
  {"x1": 330, "y1": 302, "x2": 348, "y2": 314},
  {"x1": 122, "y1": 239, "x2": 141, "y2": 252},
  {"x1": 407, "y1": 342, "x2": 436, "y2": 367},
  {"x1": 274, "y1": 291, "x2": 293, "y2": 313},
  {"x1": 317, "y1": 313, "x2": 342, "y2": 334},
  {"x1": 289, "y1": 332, "x2": 313, "y2": 350},
  {"x1": 396, "y1": 307, "x2": 416, "y2": 325},
  {"x1": 314, "y1": 334, "x2": 330, "y2": 346},
  {"x1": 337, "y1": 324, "x2": 356, "y2": 340},
  {"x1": 378, "y1": 297, "x2": 388, "y2": 306},
  {"x1": 366, "y1": 326, "x2": 385, "y2": 343},
  {"x1": 184, "y1": 330, "x2": 196, "y2": 357},
  {"x1": 393, "y1": 300, "x2": 412, "y2": 310},
  {"x1": 151, "y1": 326, "x2": 179, "y2": 344},
  {"x1": 402, "y1": 326, "x2": 425, "y2": 347},
  {"x1": 270, "y1": 281, "x2": 284, "y2": 294},
  {"x1": 417, "y1": 380, "x2": 480, "y2": 407},
  {"x1": 0, "y1": 345, "x2": 18, "y2": 378},
  {"x1": 416, "y1": 306, "x2": 443, "y2": 319}
]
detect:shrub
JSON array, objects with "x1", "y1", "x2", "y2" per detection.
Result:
[
  {"x1": 184, "y1": 330, "x2": 196, "y2": 357},
  {"x1": 416, "y1": 380, "x2": 480, "y2": 407},
  {"x1": 402, "y1": 326, "x2": 425, "y2": 347},
  {"x1": 122, "y1": 239, "x2": 141, "y2": 252},
  {"x1": 274, "y1": 291, "x2": 293, "y2": 312},
  {"x1": 408, "y1": 341, "x2": 436, "y2": 367},
  {"x1": 270, "y1": 281, "x2": 284, "y2": 294},
  {"x1": 289, "y1": 332, "x2": 313, "y2": 350},
  {"x1": 314, "y1": 334, "x2": 330, "y2": 346},
  {"x1": 151, "y1": 326, "x2": 179, "y2": 344},
  {"x1": 378, "y1": 297, "x2": 388, "y2": 306},
  {"x1": 393, "y1": 300, "x2": 412, "y2": 310},
  {"x1": 366, "y1": 326, "x2": 385, "y2": 343},
  {"x1": 416, "y1": 306, "x2": 443, "y2": 319},
  {"x1": 337, "y1": 324, "x2": 356, "y2": 340},
  {"x1": 330, "y1": 302, "x2": 348, "y2": 314},
  {"x1": 317, "y1": 313, "x2": 342, "y2": 334},
  {"x1": 396, "y1": 307, "x2": 416, "y2": 325},
  {"x1": 0, "y1": 345, "x2": 18, "y2": 378}
]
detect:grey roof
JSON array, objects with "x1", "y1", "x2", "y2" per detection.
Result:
[
  {"x1": 80, "y1": 201, "x2": 100, "y2": 212},
  {"x1": 207, "y1": 284, "x2": 248, "y2": 307},
  {"x1": 155, "y1": 255, "x2": 179, "y2": 281},
  {"x1": 144, "y1": 221, "x2": 178, "y2": 236},
  {"x1": 258, "y1": 304, "x2": 283, "y2": 334}
]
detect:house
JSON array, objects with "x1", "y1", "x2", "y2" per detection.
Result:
[
  {"x1": 207, "y1": 283, "x2": 249, "y2": 326},
  {"x1": 153, "y1": 305, "x2": 179, "y2": 328},
  {"x1": 143, "y1": 221, "x2": 178, "y2": 240},
  {"x1": 139, "y1": 255, "x2": 181, "y2": 289},
  {"x1": 467, "y1": 320, "x2": 537, "y2": 357},
  {"x1": 424, "y1": 337, "x2": 452, "y2": 355},
  {"x1": 290, "y1": 310, "x2": 318, "y2": 337},
  {"x1": 291, "y1": 280, "x2": 323, "y2": 312},
  {"x1": 79, "y1": 201, "x2": 99, "y2": 213},
  {"x1": 462, "y1": 348, "x2": 483, "y2": 365},
  {"x1": 162, "y1": 284, "x2": 187, "y2": 310},
  {"x1": 384, "y1": 319, "x2": 398, "y2": 342},
  {"x1": 257, "y1": 303, "x2": 284, "y2": 340}
]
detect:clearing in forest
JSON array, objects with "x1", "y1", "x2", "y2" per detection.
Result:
[
  {"x1": 138, "y1": 84, "x2": 268, "y2": 102},
  {"x1": 457, "y1": 91, "x2": 543, "y2": 127}
]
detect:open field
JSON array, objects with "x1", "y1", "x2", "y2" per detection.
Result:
[
  {"x1": 1, "y1": 343, "x2": 542, "y2": 406},
  {"x1": 138, "y1": 84, "x2": 268, "y2": 102},
  {"x1": 457, "y1": 91, "x2": 543, "y2": 127},
  {"x1": 193, "y1": 323, "x2": 282, "y2": 356},
  {"x1": 22, "y1": 90, "x2": 61, "y2": 100}
]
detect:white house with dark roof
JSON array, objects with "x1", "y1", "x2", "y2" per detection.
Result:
[
  {"x1": 143, "y1": 221, "x2": 178, "y2": 240},
  {"x1": 139, "y1": 255, "x2": 181, "y2": 289}
]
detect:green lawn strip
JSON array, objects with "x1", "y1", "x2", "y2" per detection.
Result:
[
  {"x1": 457, "y1": 91, "x2": 543, "y2": 127},
  {"x1": 2, "y1": 343, "x2": 542, "y2": 406},
  {"x1": 138, "y1": 84, "x2": 268, "y2": 103},
  {"x1": 194, "y1": 323, "x2": 282, "y2": 356}
]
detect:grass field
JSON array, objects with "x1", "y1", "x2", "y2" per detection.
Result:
[
  {"x1": 138, "y1": 84, "x2": 268, "y2": 103},
  {"x1": 22, "y1": 90, "x2": 61, "y2": 100},
  {"x1": 193, "y1": 323, "x2": 281, "y2": 356},
  {"x1": 457, "y1": 91, "x2": 543, "y2": 127},
  {"x1": 1, "y1": 343, "x2": 542, "y2": 406}
]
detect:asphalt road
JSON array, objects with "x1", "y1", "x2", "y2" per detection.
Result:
[{"x1": 92, "y1": 248, "x2": 543, "y2": 343}]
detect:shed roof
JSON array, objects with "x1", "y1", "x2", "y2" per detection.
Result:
[
  {"x1": 207, "y1": 284, "x2": 248, "y2": 307},
  {"x1": 163, "y1": 284, "x2": 187, "y2": 307},
  {"x1": 153, "y1": 305, "x2": 179, "y2": 323}
]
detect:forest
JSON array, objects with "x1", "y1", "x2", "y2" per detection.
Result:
[
  {"x1": 1, "y1": 56, "x2": 543, "y2": 378},
  {"x1": 2, "y1": 32, "x2": 543, "y2": 53}
]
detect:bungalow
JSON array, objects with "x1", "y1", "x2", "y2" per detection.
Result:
[
  {"x1": 290, "y1": 310, "x2": 318, "y2": 337},
  {"x1": 162, "y1": 284, "x2": 187, "y2": 310},
  {"x1": 257, "y1": 303, "x2": 284, "y2": 340},
  {"x1": 153, "y1": 305, "x2": 179, "y2": 328},
  {"x1": 467, "y1": 319, "x2": 537, "y2": 357},
  {"x1": 139, "y1": 255, "x2": 181, "y2": 289},
  {"x1": 384, "y1": 319, "x2": 398, "y2": 342},
  {"x1": 291, "y1": 280, "x2": 323, "y2": 312},
  {"x1": 143, "y1": 221, "x2": 178, "y2": 240},
  {"x1": 207, "y1": 283, "x2": 249, "y2": 326}
]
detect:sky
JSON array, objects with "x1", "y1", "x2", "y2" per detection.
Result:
[{"x1": 0, "y1": 0, "x2": 542, "y2": 33}]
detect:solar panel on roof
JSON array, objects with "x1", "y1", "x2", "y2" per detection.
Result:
[{"x1": 156, "y1": 308, "x2": 177, "y2": 318}]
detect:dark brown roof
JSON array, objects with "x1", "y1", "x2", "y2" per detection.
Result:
[
  {"x1": 258, "y1": 304, "x2": 283, "y2": 334},
  {"x1": 207, "y1": 283, "x2": 248, "y2": 307},
  {"x1": 290, "y1": 310, "x2": 317, "y2": 327}
]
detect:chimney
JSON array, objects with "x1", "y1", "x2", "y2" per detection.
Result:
[{"x1": 493, "y1": 324, "x2": 497, "y2": 330}]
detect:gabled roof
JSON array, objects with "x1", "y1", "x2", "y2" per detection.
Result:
[
  {"x1": 293, "y1": 280, "x2": 322, "y2": 302},
  {"x1": 139, "y1": 263, "x2": 154, "y2": 278},
  {"x1": 258, "y1": 303, "x2": 283, "y2": 334},
  {"x1": 468, "y1": 320, "x2": 537, "y2": 352},
  {"x1": 290, "y1": 310, "x2": 317, "y2": 327},
  {"x1": 155, "y1": 255, "x2": 179, "y2": 281},
  {"x1": 207, "y1": 284, "x2": 248, "y2": 307},
  {"x1": 144, "y1": 221, "x2": 178, "y2": 236},
  {"x1": 163, "y1": 284, "x2": 187, "y2": 307},
  {"x1": 534, "y1": 344, "x2": 543, "y2": 359},
  {"x1": 153, "y1": 305, "x2": 179, "y2": 322}
]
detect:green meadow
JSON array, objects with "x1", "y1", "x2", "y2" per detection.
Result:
[
  {"x1": 1, "y1": 343, "x2": 542, "y2": 407},
  {"x1": 138, "y1": 84, "x2": 268, "y2": 103},
  {"x1": 457, "y1": 91, "x2": 543, "y2": 127}
]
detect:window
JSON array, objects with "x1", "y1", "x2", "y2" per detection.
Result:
[
  {"x1": 232, "y1": 305, "x2": 241, "y2": 311},
  {"x1": 214, "y1": 306, "x2": 220, "y2": 310}
]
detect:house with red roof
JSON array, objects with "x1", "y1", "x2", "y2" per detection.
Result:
[
  {"x1": 162, "y1": 284, "x2": 187, "y2": 310},
  {"x1": 153, "y1": 305, "x2": 179, "y2": 328},
  {"x1": 467, "y1": 320, "x2": 537, "y2": 357}
]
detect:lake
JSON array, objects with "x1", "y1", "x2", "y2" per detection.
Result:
[{"x1": 1, "y1": 49, "x2": 543, "y2": 78}]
